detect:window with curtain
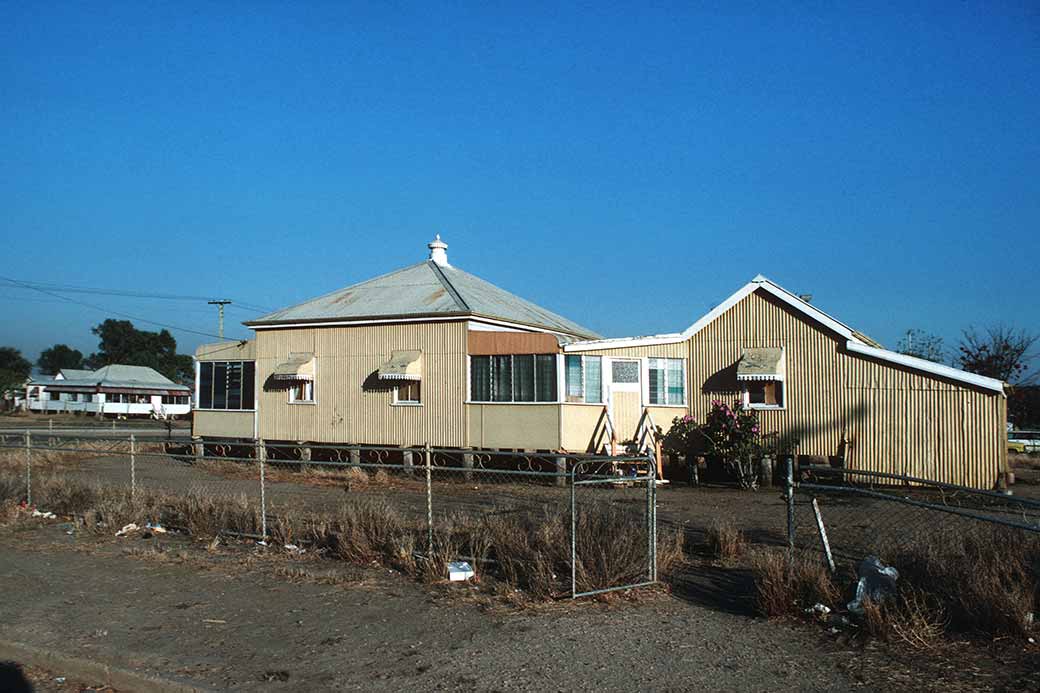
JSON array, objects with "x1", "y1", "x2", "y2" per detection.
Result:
[
  {"x1": 648, "y1": 358, "x2": 686, "y2": 405},
  {"x1": 470, "y1": 354, "x2": 558, "y2": 402},
  {"x1": 535, "y1": 355, "x2": 557, "y2": 402},
  {"x1": 470, "y1": 356, "x2": 491, "y2": 401},
  {"x1": 395, "y1": 380, "x2": 421, "y2": 404},
  {"x1": 565, "y1": 355, "x2": 602, "y2": 403},
  {"x1": 745, "y1": 380, "x2": 783, "y2": 408},
  {"x1": 198, "y1": 361, "x2": 256, "y2": 410}
]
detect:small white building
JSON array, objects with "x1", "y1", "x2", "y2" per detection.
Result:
[{"x1": 26, "y1": 365, "x2": 192, "y2": 418}]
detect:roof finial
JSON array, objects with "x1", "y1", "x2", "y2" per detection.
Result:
[{"x1": 428, "y1": 234, "x2": 449, "y2": 267}]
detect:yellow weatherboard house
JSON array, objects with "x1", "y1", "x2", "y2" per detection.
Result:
[{"x1": 194, "y1": 236, "x2": 1008, "y2": 489}]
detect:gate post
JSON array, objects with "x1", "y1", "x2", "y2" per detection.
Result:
[
  {"x1": 257, "y1": 438, "x2": 267, "y2": 544},
  {"x1": 570, "y1": 465, "x2": 577, "y2": 599}
]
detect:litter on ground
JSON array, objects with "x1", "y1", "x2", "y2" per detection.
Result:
[
  {"x1": 115, "y1": 523, "x2": 140, "y2": 537},
  {"x1": 448, "y1": 561, "x2": 474, "y2": 582}
]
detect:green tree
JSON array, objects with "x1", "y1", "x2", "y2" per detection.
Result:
[
  {"x1": 85, "y1": 320, "x2": 193, "y2": 382},
  {"x1": 37, "y1": 344, "x2": 85, "y2": 374},
  {"x1": 896, "y1": 329, "x2": 946, "y2": 363},
  {"x1": 0, "y1": 347, "x2": 32, "y2": 393}
]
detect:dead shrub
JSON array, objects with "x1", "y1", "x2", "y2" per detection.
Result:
[
  {"x1": 706, "y1": 519, "x2": 746, "y2": 560},
  {"x1": 372, "y1": 469, "x2": 390, "y2": 486},
  {"x1": 749, "y1": 549, "x2": 840, "y2": 618}
]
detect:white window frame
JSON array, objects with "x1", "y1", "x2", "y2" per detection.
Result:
[
  {"x1": 741, "y1": 380, "x2": 786, "y2": 411},
  {"x1": 287, "y1": 359, "x2": 316, "y2": 405},
  {"x1": 564, "y1": 354, "x2": 604, "y2": 405},
  {"x1": 195, "y1": 359, "x2": 257, "y2": 411},
  {"x1": 288, "y1": 379, "x2": 315, "y2": 405},
  {"x1": 608, "y1": 358, "x2": 641, "y2": 394},
  {"x1": 392, "y1": 380, "x2": 422, "y2": 407},
  {"x1": 644, "y1": 357, "x2": 687, "y2": 407}
]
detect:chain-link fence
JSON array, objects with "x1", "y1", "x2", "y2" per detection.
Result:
[
  {"x1": 0, "y1": 431, "x2": 658, "y2": 598},
  {"x1": 783, "y1": 462, "x2": 1040, "y2": 571}
]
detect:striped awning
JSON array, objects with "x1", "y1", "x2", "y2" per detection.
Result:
[
  {"x1": 272, "y1": 353, "x2": 315, "y2": 381},
  {"x1": 378, "y1": 350, "x2": 422, "y2": 381},
  {"x1": 737, "y1": 348, "x2": 785, "y2": 381}
]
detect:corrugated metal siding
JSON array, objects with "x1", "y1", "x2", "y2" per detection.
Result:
[
  {"x1": 687, "y1": 289, "x2": 1005, "y2": 488},
  {"x1": 256, "y1": 321, "x2": 468, "y2": 447}
]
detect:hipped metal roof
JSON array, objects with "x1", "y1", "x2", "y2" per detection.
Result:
[
  {"x1": 245, "y1": 261, "x2": 601, "y2": 340},
  {"x1": 30, "y1": 365, "x2": 190, "y2": 392}
]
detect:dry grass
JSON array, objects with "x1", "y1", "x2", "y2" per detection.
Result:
[
  {"x1": 751, "y1": 522, "x2": 1040, "y2": 644},
  {"x1": 0, "y1": 470, "x2": 682, "y2": 602},
  {"x1": 748, "y1": 549, "x2": 841, "y2": 618},
  {"x1": 706, "y1": 519, "x2": 746, "y2": 560},
  {"x1": 876, "y1": 524, "x2": 1039, "y2": 639},
  {"x1": 861, "y1": 587, "x2": 948, "y2": 650}
]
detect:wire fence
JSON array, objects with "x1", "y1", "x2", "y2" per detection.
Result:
[
  {"x1": 783, "y1": 461, "x2": 1040, "y2": 571},
  {"x1": 0, "y1": 431, "x2": 658, "y2": 599}
]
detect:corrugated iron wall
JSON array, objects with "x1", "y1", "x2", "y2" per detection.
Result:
[
  {"x1": 255, "y1": 321, "x2": 468, "y2": 447},
  {"x1": 687, "y1": 289, "x2": 1006, "y2": 488}
]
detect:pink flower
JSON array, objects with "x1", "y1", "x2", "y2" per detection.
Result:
[{"x1": 751, "y1": 426, "x2": 759, "y2": 433}]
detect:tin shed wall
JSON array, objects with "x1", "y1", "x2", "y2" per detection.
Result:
[
  {"x1": 688, "y1": 289, "x2": 1005, "y2": 488},
  {"x1": 255, "y1": 321, "x2": 468, "y2": 447}
]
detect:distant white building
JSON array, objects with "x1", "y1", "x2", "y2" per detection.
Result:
[{"x1": 26, "y1": 365, "x2": 192, "y2": 418}]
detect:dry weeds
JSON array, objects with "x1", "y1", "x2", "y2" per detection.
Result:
[{"x1": 706, "y1": 519, "x2": 746, "y2": 560}]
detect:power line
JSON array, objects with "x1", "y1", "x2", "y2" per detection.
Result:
[
  {"x1": 0, "y1": 278, "x2": 273, "y2": 313},
  {"x1": 0, "y1": 275, "x2": 247, "y2": 341}
]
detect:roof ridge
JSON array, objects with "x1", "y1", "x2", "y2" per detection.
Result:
[{"x1": 426, "y1": 261, "x2": 470, "y2": 312}]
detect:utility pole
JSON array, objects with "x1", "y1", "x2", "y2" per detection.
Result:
[{"x1": 208, "y1": 300, "x2": 232, "y2": 339}]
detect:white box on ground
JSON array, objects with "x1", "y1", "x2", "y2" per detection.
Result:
[{"x1": 448, "y1": 561, "x2": 474, "y2": 581}]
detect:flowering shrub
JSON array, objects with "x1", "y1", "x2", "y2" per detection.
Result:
[
  {"x1": 702, "y1": 400, "x2": 762, "y2": 489},
  {"x1": 662, "y1": 400, "x2": 763, "y2": 489}
]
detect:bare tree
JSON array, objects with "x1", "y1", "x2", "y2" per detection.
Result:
[
  {"x1": 896, "y1": 329, "x2": 946, "y2": 363},
  {"x1": 956, "y1": 326, "x2": 1038, "y2": 385}
]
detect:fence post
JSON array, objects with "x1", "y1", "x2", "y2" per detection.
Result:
[
  {"x1": 129, "y1": 433, "x2": 136, "y2": 501},
  {"x1": 424, "y1": 442, "x2": 433, "y2": 554},
  {"x1": 257, "y1": 438, "x2": 267, "y2": 544},
  {"x1": 24, "y1": 430, "x2": 31, "y2": 507},
  {"x1": 785, "y1": 458, "x2": 795, "y2": 553},
  {"x1": 646, "y1": 459, "x2": 653, "y2": 583},
  {"x1": 651, "y1": 459, "x2": 658, "y2": 583},
  {"x1": 570, "y1": 465, "x2": 577, "y2": 599}
]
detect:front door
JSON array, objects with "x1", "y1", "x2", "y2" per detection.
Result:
[{"x1": 608, "y1": 359, "x2": 642, "y2": 444}]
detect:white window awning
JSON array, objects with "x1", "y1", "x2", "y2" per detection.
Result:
[
  {"x1": 272, "y1": 353, "x2": 315, "y2": 381},
  {"x1": 379, "y1": 350, "x2": 422, "y2": 381},
  {"x1": 737, "y1": 348, "x2": 785, "y2": 381}
]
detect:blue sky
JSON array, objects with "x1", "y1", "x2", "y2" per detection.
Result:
[{"x1": 2, "y1": 2, "x2": 1038, "y2": 368}]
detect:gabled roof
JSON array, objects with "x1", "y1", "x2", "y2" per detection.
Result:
[
  {"x1": 31, "y1": 365, "x2": 190, "y2": 392},
  {"x1": 56, "y1": 368, "x2": 95, "y2": 380},
  {"x1": 246, "y1": 260, "x2": 600, "y2": 339},
  {"x1": 566, "y1": 275, "x2": 1005, "y2": 394}
]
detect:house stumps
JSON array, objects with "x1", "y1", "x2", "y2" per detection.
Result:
[
  {"x1": 462, "y1": 452, "x2": 474, "y2": 481},
  {"x1": 403, "y1": 449, "x2": 415, "y2": 477}
]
